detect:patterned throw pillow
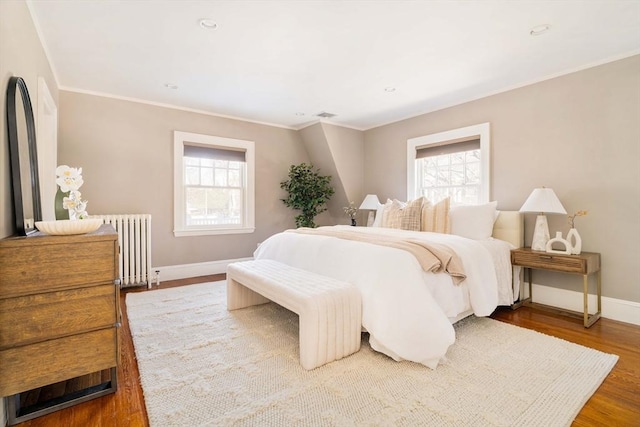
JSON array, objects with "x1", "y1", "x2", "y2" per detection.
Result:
[
  {"x1": 382, "y1": 197, "x2": 424, "y2": 231},
  {"x1": 421, "y1": 197, "x2": 450, "y2": 233}
]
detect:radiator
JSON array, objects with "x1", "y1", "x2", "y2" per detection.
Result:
[{"x1": 91, "y1": 214, "x2": 152, "y2": 288}]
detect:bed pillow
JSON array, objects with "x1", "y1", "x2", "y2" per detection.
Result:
[
  {"x1": 382, "y1": 197, "x2": 424, "y2": 231},
  {"x1": 449, "y1": 201, "x2": 498, "y2": 240},
  {"x1": 421, "y1": 197, "x2": 450, "y2": 233},
  {"x1": 372, "y1": 200, "x2": 389, "y2": 227}
]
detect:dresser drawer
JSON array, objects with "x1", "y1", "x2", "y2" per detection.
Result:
[
  {"x1": 0, "y1": 240, "x2": 117, "y2": 298},
  {"x1": 0, "y1": 327, "x2": 117, "y2": 397},
  {"x1": 0, "y1": 284, "x2": 116, "y2": 349},
  {"x1": 511, "y1": 249, "x2": 600, "y2": 274}
]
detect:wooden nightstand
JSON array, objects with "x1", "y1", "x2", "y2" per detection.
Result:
[{"x1": 510, "y1": 247, "x2": 601, "y2": 328}]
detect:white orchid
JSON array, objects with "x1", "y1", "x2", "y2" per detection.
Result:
[
  {"x1": 56, "y1": 165, "x2": 89, "y2": 219},
  {"x1": 55, "y1": 165, "x2": 84, "y2": 192}
]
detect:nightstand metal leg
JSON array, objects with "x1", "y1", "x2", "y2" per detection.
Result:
[
  {"x1": 597, "y1": 270, "x2": 602, "y2": 315},
  {"x1": 583, "y1": 274, "x2": 589, "y2": 327},
  {"x1": 583, "y1": 271, "x2": 602, "y2": 328},
  {"x1": 510, "y1": 267, "x2": 532, "y2": 309}
]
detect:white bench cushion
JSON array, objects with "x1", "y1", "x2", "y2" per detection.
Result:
[{"x1": 227, "y1": 259, "x2": 362, "y2": 370}]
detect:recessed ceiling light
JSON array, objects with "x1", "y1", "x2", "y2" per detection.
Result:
[
  {"x1": 164, "y1": 83, "x2": 178, "y2": 90},
  {"x1": 199, "y1": 19, "x2": 218, "y2": 30},
  {"x1": 530, "y1": 24, "x2": 551, "y2": 36},
  {"x1": 295, "y1": 112, "x2": 305, "y2": 116},
  {"x1": 384, "y1": 87, "x2": 396, "y2": 92}
]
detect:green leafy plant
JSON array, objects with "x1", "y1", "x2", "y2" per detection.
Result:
[{"x1": 280, "y1": 163, "x2": 334, "y2": 228}]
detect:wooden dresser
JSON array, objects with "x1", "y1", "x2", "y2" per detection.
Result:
[{"x1": 0, "y1": 224, "x2": 120, "y2": 423}]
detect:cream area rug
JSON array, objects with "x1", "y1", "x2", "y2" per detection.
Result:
[{"x1": 126, "y1": 282, "x2": 618, "y2": 427}]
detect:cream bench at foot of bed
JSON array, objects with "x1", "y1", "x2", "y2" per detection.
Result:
[{"x1": 226, "y1": 259, "x2": 362, "y2": 370}]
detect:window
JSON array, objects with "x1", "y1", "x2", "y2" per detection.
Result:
[
  {"x1": 407, "y1": 123, "x2": 490, "y2": 205},
  {"x1": 174, "y1": 131, "x2": 254, "y2": 236}
]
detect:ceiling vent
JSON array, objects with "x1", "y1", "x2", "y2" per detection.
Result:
[{"x1": 316, "y1": 111, "x2": 336, "y2": 118}]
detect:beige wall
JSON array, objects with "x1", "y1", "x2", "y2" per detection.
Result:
[
  {"x1": 298, "y1": 123, "x2": 343, "y2": 226},
  {"x1": 322, "y1": 123, "x2": 366, "y2": 224},
  {"x1": 298, "y1": 123, "x2": 365, "y2": 226},
  {"x1": 0, "y1": 1, "x2": 59, "y2": 422},
  {"x1": 364, "y1": 55, "x2": 640, "y2": 302},
  {"x1": 0, "y1": 0, "x2": 58, "y2": 239},
  {"x1": 58, "y1": 91, "x2": 309, "y2": 267}
]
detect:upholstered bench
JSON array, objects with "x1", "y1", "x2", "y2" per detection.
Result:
[{"x1": 226, "y1": 259, "x2": 362, "y2": 370}]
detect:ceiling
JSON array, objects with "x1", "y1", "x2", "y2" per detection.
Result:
[{"x1": 27, "y1": 0, "x2": 640, "y2": 131}]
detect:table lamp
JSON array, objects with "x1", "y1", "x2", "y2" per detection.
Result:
[
  {"x1": 359, "y1": 194, "x2": 381, "y2": 227},
  {"x1": 519, "y1": 187, "x2": 567, "y2": 251}
]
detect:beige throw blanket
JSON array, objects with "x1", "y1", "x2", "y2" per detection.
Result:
[{"x1": 290, "y1": 228, "x2": 466, "y2": 284}]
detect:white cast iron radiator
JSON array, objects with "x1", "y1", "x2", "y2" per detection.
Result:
[{"x1": 91, "y1": 214, "x2": 152, "y2": 288}]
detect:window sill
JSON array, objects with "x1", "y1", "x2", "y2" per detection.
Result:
[{"x1": 174, "y1": 227, "x2": 255, "y2": 237}]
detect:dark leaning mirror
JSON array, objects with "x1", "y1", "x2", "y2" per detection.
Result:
[{"x1": 6, "y1": 76, "x2": 41, "y2": 235}]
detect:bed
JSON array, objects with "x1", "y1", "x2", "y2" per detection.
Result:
[{"x1": 253, "y1": 203, "x2": 523, "y2": 369}]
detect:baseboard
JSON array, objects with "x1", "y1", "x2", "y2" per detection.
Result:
[
  {"x1": 532, "y1": 283, "x2": 640, "y2": 326},
  {"x1": 148, "y1": 264, "x2": 640, "y2": 326},
  {"x1": 153, "y1": 258, "x2": 253, "y2": 282}
]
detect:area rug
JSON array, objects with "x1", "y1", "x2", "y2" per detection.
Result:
[{"x1": 126, "y1": 281, "x2": 618, "y2": 427}]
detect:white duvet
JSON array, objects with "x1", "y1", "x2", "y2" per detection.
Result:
[{"x1": 253, "y1": 225, "x2": 515, "y2": 369}]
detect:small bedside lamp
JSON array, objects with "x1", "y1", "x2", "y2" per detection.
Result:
[
  {"x1": 519, "y1": 188, "x2": 567, "y2": 251},
  {"x1": 359, "y1": 194, "x2": 381, "y2": 227}
]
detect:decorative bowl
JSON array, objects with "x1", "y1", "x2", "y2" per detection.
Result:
[{"x1": 35, "y1": 219, "x2": 103, "y2": 236}]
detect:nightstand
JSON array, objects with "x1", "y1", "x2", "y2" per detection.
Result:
[{"x1": 510, "y1": 248, "x2": 601, "y2": 328}]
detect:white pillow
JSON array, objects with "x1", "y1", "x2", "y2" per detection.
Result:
[
  {"x1": 372, "y1": 199, "x2": 390, "y2": 227},
  {"x1": 449, "y1": 201, "x2": 498, "y2": 240},
  {"x1": 373, "y1": 198, "x2": 402, "y2": 227}
]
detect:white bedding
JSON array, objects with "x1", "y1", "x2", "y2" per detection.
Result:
[{"x1": 253, "y1": 225, "x2": 515, "y2": 369}]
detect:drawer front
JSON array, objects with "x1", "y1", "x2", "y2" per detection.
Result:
[
  {"x1": 0, "y1": 240, "x2": 116, "y2": 298},
  {"x1": 511, "y1": 250, "x2": 586, "y2": 273},
  {"x1": 0, "y1": 327, "x2": 117, "y2": 397},
  {"x1": 0, "y1": 284, "x2": 116, "y2": 349}
]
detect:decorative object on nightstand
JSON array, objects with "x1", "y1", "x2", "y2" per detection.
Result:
[
  {"x1": 343, "y1": 202, "x2": 358, "y2": 226},
  {"x1": 519, "y1": 187, "x2": 567, "y2": 252},
  {"x1": 359, "y1": 194, "x2": 381, "y2": 227},
  {"x1": 545, "y1": 231, "x2": 572, "y2": 254},
  {"x1": 567, "y1": 210, "x2": 587, "y2": 255}
]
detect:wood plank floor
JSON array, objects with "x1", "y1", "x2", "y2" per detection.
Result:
[{"x1": 13, "y1": 275, "x2": 640, "y2": 427}]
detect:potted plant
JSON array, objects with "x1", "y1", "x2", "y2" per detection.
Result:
[{"x1": 280, "y1": 163, "x2": 334, "y2": 228}]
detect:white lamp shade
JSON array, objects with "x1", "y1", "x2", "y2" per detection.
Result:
[
  {"x1": 519, "y1": 188, "x2": 567, "y2": 214},
  {"x1": 359, "y1": 194, "x2": 381, "y2": 210}
]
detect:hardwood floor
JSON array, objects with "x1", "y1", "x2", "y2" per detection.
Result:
[{"x1": 13, "y1": 275, "x2": 640, "y2": 427}]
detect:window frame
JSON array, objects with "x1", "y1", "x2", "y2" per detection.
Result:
[
  {"x1": 174, "y1": 131, "x2": 255, "y2": 237},
  {"x1": 406, "y1": 123, "x2": 490, "y2": 204}
]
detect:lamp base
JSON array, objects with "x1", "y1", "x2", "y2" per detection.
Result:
[
  {"x1": 366, "y1": 211, "x2": 375, "y2": 227},
  {"x1": 531, "y1": 214, "x2": 550, "y2": 251}
]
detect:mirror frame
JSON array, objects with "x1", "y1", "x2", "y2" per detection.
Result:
[{"x1": 6, "y1": 76, "x2": 42, "y2": 235}]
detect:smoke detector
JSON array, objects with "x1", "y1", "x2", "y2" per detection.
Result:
[{"x1": 316, "y1": 111, "x2": 337, "y2": 118}]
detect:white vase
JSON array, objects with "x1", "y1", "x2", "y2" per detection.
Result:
[
  {"x1": 567, "y1": 228, "x2": 582, "y2": 255},
  {"x1": 546, "y1": 231, "x2": 572, "y2": 254}
]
